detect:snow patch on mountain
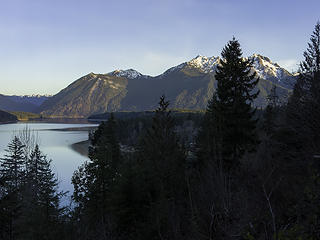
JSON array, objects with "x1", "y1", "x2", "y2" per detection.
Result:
[
  {"x1": 109, "y1": 69, "x2": 144, "y2": 79},
  {"x1": 180, "y1": 54, "x2": 296, "y2": 88},
  {"x1": 21, "y1": 94, "x2": 52, "y2": 98},
  {"x1": 187, "y1": 55, "x2": 220, "y2": 73},
  {"x1": 250, "y1": 54, "x2": 281, "y2": 79},
  {"x1": 249, "y1": 54, "x2": 295, "y2": 88},
  {"x1": 8, "y1": 95, "x2": 50, "y2": 106}
]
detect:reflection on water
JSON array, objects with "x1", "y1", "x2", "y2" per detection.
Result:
[{"x1": 0, "y1": 122, "x2": 98, "y2": 203}]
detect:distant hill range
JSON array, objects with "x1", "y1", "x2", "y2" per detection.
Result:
[
  {"x1": 0, "y1": 94, "x2": 50, "y2": 113},
  {"x1": 1, "y1": 54, "x2": 298, "y2": 118}
]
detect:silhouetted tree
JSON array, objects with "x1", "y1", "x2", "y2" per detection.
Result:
[
  {"x1": 72, "y1": 113, "x2": 122, "y2": 239},
  {"x1": 282, "y1": 21, "x2": 320, "y2": 240},
  {"x1": 288, "y1": 21, "x2": 320, "y2": 155},
  {"x1": 198, "y1": 37, "x2": 259, "y2": 171},
  {"x1": 0, "y1": 136, "x2": 25, "y2": 240},
  {"x1": 21, "y1": 144, "x2": 63, "y2": 239},
  {"x1": 134, "y1": 96, "x2": 187, "y2": 240}
]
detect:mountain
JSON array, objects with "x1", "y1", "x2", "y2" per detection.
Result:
[
  {"x1": 8, "y1": 94, "x2": 50, "y2": 107},
  {"x1": 0, "y1": 110, "x2": 17, "y2": 123},
  {"x1": 40, "y1": 54, "x2": 297, "y2": 118},
  {"x1": 39, "y1": 73, "x2": 129, "y2": 117},
  {"x1": 0, "y1": 94, "x2": 50, "y2": 113}
]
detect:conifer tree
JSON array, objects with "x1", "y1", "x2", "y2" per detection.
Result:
[
  {"x1": 0, "y1": 136, "x2": 25, "y2": 240},
  {"x1": 72, "y1": 113, "x2": 122, "y2": 239},
  {"x1": 200, "y1": 37, "x2": 259, "y2": 170},
  {"x1": 284, "y1": 21, "x2": 320, "y2": 239},
  {"x1": 287, "y1": 21, "x2": 320, "y2": 154},
  {"x1": 136, "y1": 95, "x2": 186, "y2": 239},
  {"x1": 22, "y1": 144, "x2": 63, "y2": 239},
  {"x1": 299, "y1": 21, "x2": 320, "y2": 97},
  {"x1": 0, "y1": 136, "x2": 25, "y2": 191}
]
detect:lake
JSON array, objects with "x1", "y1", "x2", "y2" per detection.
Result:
[{"x1": 0, "y1": 122, "x2": 98, "y2": 204}]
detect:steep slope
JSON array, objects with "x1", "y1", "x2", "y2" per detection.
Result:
[
  {"x1": 40, "y1": 54, "x2": 297, "y2": 117},
  {"x1": 119, "y1": 54, "x2": 295, "y2": 110},
  {"x1": 39, "y1": 73, "x2": 129, "y2": 117},
  {"x1": 119, "y1": 62, "x2": 215, "y2": 111}
]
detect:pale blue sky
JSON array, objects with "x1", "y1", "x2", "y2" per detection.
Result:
[{"x1": 0, "y1": 0, "x2": 319, "y2": 95}]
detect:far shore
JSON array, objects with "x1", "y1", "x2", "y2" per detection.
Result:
[
  {"x1": 18, "y1": 118, "x2": 95, "y2": 124},
  {"x1": 0, "y1": 120, "x2": 18, "y2": 125},
  {"x1": 0, "y1": 120, "x2": 97, "y2": 157},
  {"x1": 48, "y1": 126, "x2": 97, "y2": 132}
]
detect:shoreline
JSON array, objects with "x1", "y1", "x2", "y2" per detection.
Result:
[
  {"x1": 0, "y1": 120, "x2": 96, "y2": 157},
  {"x1": 71, "y1": 140, "x2": 89, "y2": 157},
  {"x1": 49, "y1": 126, "x2": 97, "y2": 132},
  {"x1": 0, "y1": 120, "x2": 18, "y2": 125}
]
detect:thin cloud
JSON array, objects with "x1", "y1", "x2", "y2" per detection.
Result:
[{"x1": 276, "y1": 59, "x2": 300, "y2": 72}]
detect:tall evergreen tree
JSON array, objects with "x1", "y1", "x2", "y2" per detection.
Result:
[
  {"x1": 72, "y1": 113, "x2": 122, "y2": 239},
  {"x1": 287, "y1": 21, "x2": 320, "y2": 154},
  {"x1": 136, "y1": 96, "x2": 187, "y2": 240},
  {"x1": 0, "y1": 136, "x2": 25, "y2": 240},
  {"x1": 199, "y1": 37, "x2": 259, "y2": 170},
  {"x1": 283, "y1": 21, "x2": 320, "y2": 239},
  {"x1": 21, "y1": 144, "x2": 63, "y2": 239},
  {"x1": 194, "y1": 40, "x2": 260, "y2": 238},
  {"x1": 299, "y1": 21, "x2": 320, "y2": 97},
  {"x1": 0, "y1": 137, "x2": 25, "y2": 192}
]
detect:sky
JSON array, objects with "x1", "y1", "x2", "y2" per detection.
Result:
[{"x1": 0, "y1": 0, "x2": 319, "y2": 95}]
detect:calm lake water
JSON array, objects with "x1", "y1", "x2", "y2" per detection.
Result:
[{"x1": 0, "y1": 122, "x2": 98, "y2": 204}]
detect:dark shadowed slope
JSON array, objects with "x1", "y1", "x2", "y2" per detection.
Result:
[{"x1": 40, "y1": 54, "x2": 297, "y2": 118}]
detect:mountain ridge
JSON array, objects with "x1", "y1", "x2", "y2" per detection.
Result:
[
  {"x1": 0, "y1": 94, "x2": 50, "y2": 113},
  {"x1": 38, "y1": 54, "x2": 297, "y2": 118},
  {"x1": 0, "y1": 54, "x2": 297, "y2": 117}
]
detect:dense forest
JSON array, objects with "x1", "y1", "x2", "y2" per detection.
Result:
[{"x1": 1, "y1": 22, "x2": 320, "y2": 239}]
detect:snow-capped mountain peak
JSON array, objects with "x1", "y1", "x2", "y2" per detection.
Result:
[
  {"x1": 249, "y1": 54, "x2": 294, "y2": 87},
  {"x1": 21, "y1": 94, "x2": 52, "y2": 98},
  {"x1": 187, "y1": 55, "x2": 220, "y2": 73},
  {"x1": 250, "y1": 54, "x2": 280, "y2": 77},
  {"x1": 182, "y1": 54, "x2": 295, "y2": 88},
  {"x1": 109, "y1": 69, "x2": 143, "y2": 79}
]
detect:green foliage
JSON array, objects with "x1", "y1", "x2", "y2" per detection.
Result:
[
  {"x1": 21, "y1": 144, "x2": 64, "y2": 239},
  {"x1": 287, "y1": 21, "x2": 320, "y2": 155},
  {"x1": 0, "y1": 137, "x2": 25, "y2": 192},
  {"x1": 0, "y1": 136, "x2": 63, "y2": 240},
  {"x1": 0, "y1": 137, "x2": 25, "y2": 239},
  {"x1": 133, "y1": 95, "x2": 187, "y2": 239},
  {"x1": 72, "y1": 113, "x2": 123, "y2": 238},
  {"x1": 198, "y1": 37, "x2": 260, "y2": 170},
  {"x1": 71, "y1": 96, "x2": 189, "y2": 239}
]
